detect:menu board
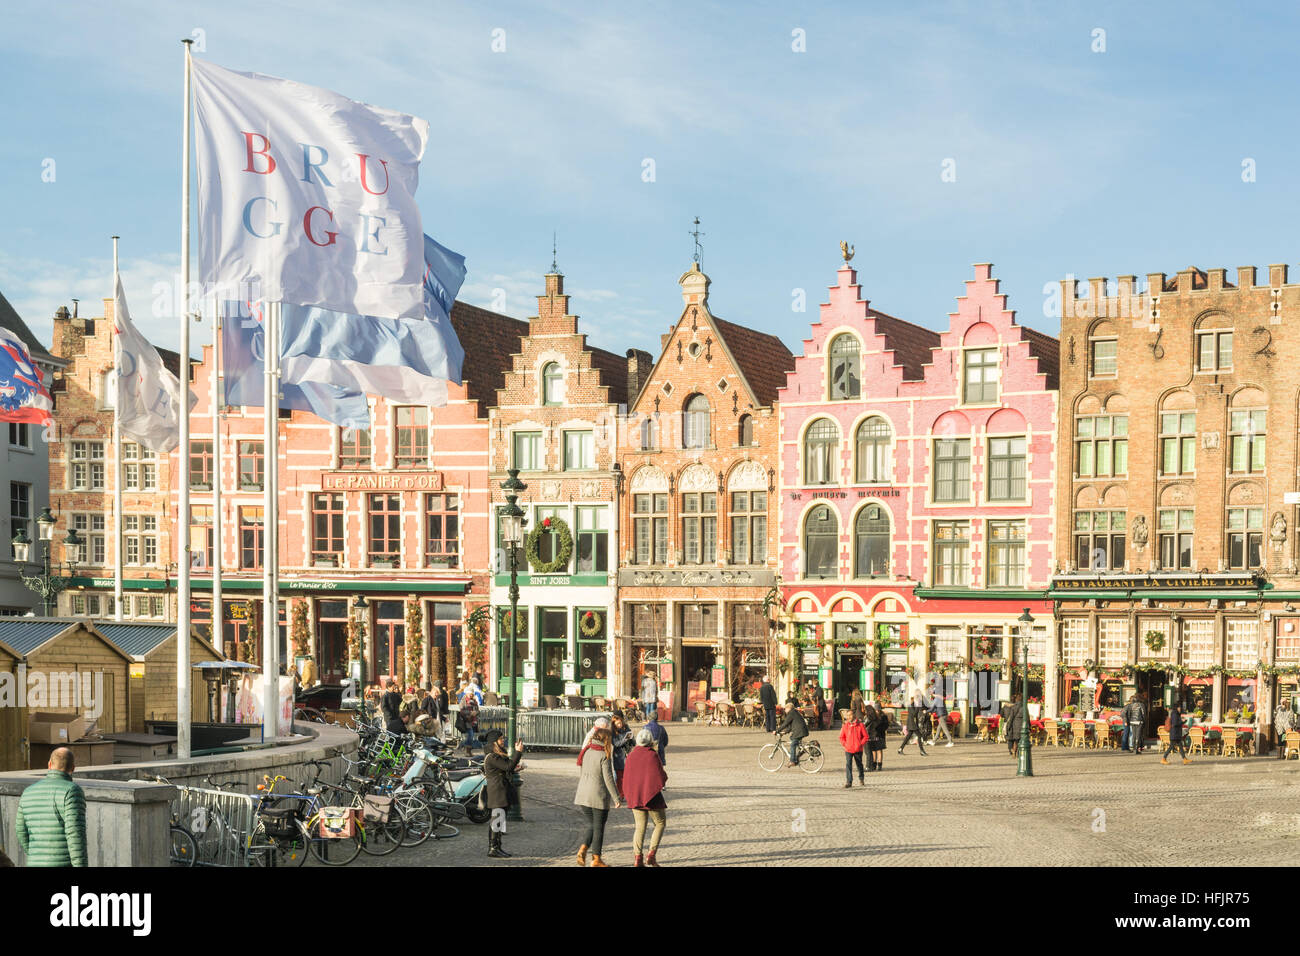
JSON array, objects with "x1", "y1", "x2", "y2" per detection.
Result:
[{"x1": 883, "y1": 653, "x2": 909, "y2": 706}]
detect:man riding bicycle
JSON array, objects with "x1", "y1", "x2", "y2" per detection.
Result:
[{"x1": 774, "y1": 699, "x2": 809, "y2": 767}]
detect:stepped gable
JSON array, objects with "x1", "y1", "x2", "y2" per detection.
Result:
[{"x1": 449, "y1": 301, "x2": 528, "y2": 417}]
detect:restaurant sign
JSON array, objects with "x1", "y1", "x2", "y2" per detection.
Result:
[
  {"x1": 322, "y1": 471, "x2": 444, "y2": 491},
  {"x1": 1052, "y1": 574, "x2": 1257, "y2": 590}
]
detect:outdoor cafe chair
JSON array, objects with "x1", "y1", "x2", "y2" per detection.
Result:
[
  {"x1": 975, "y1": 716, "x2": 991, "y2": 742},
  {"x1": 1221, "y1": 728, "x2": 1243, "y2": 757},
  {"x1": 1070, "y1": 720, "x2": 1089, "y2": 748},
  {"x1": 1157, "y1": 727, "x2": 1171, "y2": 752},
  {"x1": 1285, "y1": 730, "x2": 1300, "y2": 759},
  {"x1": 742, "y1": 701, "x2": 759, "y2": 728},
  {"x1": 1187, "y1": 726, "x2": 1207, "y2": 755},
  {"x1": 694, "y1": 700, "x2": 710, "y2": 723},
  {"x1": 1044, "y1": 722, "x2": 1062, "y2": 747}
]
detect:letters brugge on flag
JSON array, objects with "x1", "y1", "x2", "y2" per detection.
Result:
[
  {"x1": 191, "y1": 59, "x2": 430, "y2": 320},
  {"x1": 0, "y1": 325, "x2": 54, "y2": 424}
]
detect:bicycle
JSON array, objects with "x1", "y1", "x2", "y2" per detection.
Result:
[
  {"x1": 151, "y1": 775, "x2": 197, "y2": 866},
  {"x1": 759, "y1": 733, "x2": 825, "y2": 774}
]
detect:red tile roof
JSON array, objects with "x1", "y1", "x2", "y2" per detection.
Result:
[
  {"x1": 867, "y1": 308, "x2": 940, "y2": 381},
  {"x1": 449, "y1": 301, "x2": 528, "y2": 416},
  {"x1": 712, "y1": 317, "x2": 795, "y2": 407},
  {"x1": 1020, "y1": 326, "x2": 1060, "y2": 391},
  {"x1": 586, "y1": 344, "x2": 631, "y2": 407}
]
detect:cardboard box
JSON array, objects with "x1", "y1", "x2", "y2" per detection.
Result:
[
  {"x1": 28, "y1": 711, "x2": 87, "y2": 745},
  {"x1": 29, "y1": 739, "x2": 114, "y2": 770}
]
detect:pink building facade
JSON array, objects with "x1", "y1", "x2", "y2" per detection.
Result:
[{"x1": 777, "y1": 262, "x2": 1059, "y2": 728}]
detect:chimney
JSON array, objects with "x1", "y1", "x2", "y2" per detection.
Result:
[
  {"x1": 1269, "y1": 263, "x2": 1288, "y2": 287},
  {"x1": 1238, "y1": 266, "x2": 1256, "y2": 290},
  {"x1": 626, "y1": 349, "x2": 653, "y2": 404}
]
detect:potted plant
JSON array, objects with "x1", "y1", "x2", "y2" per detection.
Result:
[
  {"x1": 1224, "y1": 708, "x2": 1239, "y2": 723},
  {"x1": 1241, "y1": 705, "x2": 1254, "y2": 722},
  {"x1": 1193, "y1": 708, "x2": 1206, "y2": 721},
  {"x1": 1063, "y1": 704, "x2": 1077, "y2": 718},
  {"x1": 1027, "y1": 696, "x2": 1042, "y2": 721}
]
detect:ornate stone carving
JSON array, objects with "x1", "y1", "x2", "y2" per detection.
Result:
[
  {"x1": 1131, "y1": 514, "x2": 1149, "y2": 549},
  {"x1": 1271, "y1": 511, "x2": 1287, "y2": 546},
  {"x1": 630, "y1": 465, "x2": 669, "y2": 493},
  {"x1": 579, "y1": 480, "x2": 600, "y2": 499},
  {"x1": 678, "y1": 462, "x2": 714, "y2": 492},
  {"x1": 541, "y1": 480, "x2": 561, "y2": 500},
  {"x1": 728, "y1": 460, "x2": 768, "y2": 491}
]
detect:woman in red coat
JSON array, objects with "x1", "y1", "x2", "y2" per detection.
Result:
[
  {"x1": 839, "y1": 715, "x2": 869, "y2": 787},
  {"x1": 623, "y1": 729, "x2": 668, "y2": 867}
]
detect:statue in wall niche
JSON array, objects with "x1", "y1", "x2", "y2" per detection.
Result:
[
  {"x1": 1131, "y1": 514, "x2": 1149, "y2": 549},
  {"x1": 1271, "y1": 511, "x2": 1287, "y2": 547}
]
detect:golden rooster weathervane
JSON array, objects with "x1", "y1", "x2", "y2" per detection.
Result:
[{"x1": 840, "y1": 240, "x2": 855, "y2": 263}]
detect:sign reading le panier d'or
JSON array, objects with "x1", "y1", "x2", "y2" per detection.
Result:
[{"x1": 322, "y1": 472, "x2": 444, "y2": 491}]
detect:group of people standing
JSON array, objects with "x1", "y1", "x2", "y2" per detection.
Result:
[
  {"x1": 574, "y1": 711, "x2": 670, "y2": 867},
  {"x1": 837, "y1": 689, "x2": 891, "y2": 784}
]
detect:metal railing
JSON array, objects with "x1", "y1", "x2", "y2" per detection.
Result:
[{"x1": 171, "y1": 784, "x2": 264, "y2": 867}]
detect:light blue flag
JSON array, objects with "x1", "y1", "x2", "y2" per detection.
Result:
[
  {"x1": 277, "y1": 234, "x2": 467, "y2": 406},
  {"x1": 221, "y1": 300, "x2": 371, "y2": 430}
]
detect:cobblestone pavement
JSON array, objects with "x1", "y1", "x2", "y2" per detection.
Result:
[{"x1": 361, "y1": 724, "x2": 1300, "y2": 867}]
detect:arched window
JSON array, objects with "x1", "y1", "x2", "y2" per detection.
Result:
[
  {"x1": 639, "y1": 417, "x2": 656, "y2": 451},
  {"x1": 738, "y1": 414, "x2": 754, "y2": 447},
  {"x1": 828, "y1": 334, "x2": 860, "y2": 399},
  {"x1": 855, "y1": 417, "x2": 890, "y2": 483},
  {"x1": 683, "y1": 394, "x2": 710, "y2": 449},
  {"x1": 854, "y1": 505, "x2": 890, "y2": 578},
  {"x1": 803, "y1": 505, "x2": 838, "y2": 580},
  {"x1": 542, "y1": 362, "x2": 563, "y2": 405},
  {"x1": 804, "y1": 418, "x2": 839, "y2": 485}
]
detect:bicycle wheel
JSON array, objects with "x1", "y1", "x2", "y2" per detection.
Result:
[
  {"x1": 359, "y1": 811, "x2": 406, "y2": 855},
  {"x1": 169, "y1": 826, "x2": 197, "y2": 866},
  {"x1": 800, "y1": 742, "x2": 825, "y2": 774},
  {"x1": 758, "y1": 742, "x2": 787, "y2": 772},
  {"x1": 397, "y1": 798, "x2": 435, "y2": 848},
  {"x1": 305, "y1": 818, "x2": 362, "y2": 866},
  {"x1": 427, "y1": 804, "x2": 461, "y2": 839}
]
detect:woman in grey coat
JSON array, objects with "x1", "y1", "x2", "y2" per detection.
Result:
[{"x1": 574, "y1": 726, "x2": 623, "y2": 867}]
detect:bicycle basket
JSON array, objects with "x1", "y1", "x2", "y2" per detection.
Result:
[
  {"x1": 362, "y1": 794, "x2": 394, "y2": 823},
  {"x1": 319, "y1": 807, "x2": 357, "y2": 839},
  {"x1": 258, "y1": 806, "x2": 300, "y2": 839}
]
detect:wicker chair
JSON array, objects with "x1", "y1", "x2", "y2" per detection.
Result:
[
  {"x1": 975, "y1": 716, "x2": 991, "y2": 742},
  {"x1": 1286, "y1": 730, "x2": 1300, "y2": 759},
  {"x1": 1187, "y1": 726, "x2": 1206, "y2": 755},
  {"x1": 1221, "y1": 729, "x2": 1242, "y2": 757},
  {"x1": 1070, "y1": 720, "x2": 1088, "y2": 748},
  {"x1": 1157, "y1": 727, "x2": 1171, "y2": 752},
  {"x1": 1044, "y1": 723, "x2": 1062, "y2": 747},
  {"x1": 742, "y1": 702, "x2": 759, "y2": 728},
  {"x1": 694, "y1": 700, "x2": 709, "y2": 723}
]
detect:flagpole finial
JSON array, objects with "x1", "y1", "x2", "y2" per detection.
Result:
[
  {"x1": 182, "y1": 37, "x2": 194, "y2": 45},
  {"x1": 690, "y1": 217, "x2": 704, "y2": 270},
  {"x1": 551, "y1": 231, "x2": 559, "y2": 274}
]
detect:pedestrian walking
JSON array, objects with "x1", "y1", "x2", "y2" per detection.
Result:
[
  {"x1": 775, "y1": 699, "x2": 810, "y2": 766},
  {"x1": 457, "y1": 691, "x2": 480, "y2": 754},
  {"x1": 1161, "y1": 702, "x2": 1190, "y2": 765},
  {"x1": 1005, "y1": 694, "x2": 1024, "y2": 757},
  {"x1": 1274, "y1": 699, "x2": 1295, "y2": 758},
  {"x1": 380, "y1": 679, "x2": 406, "y2": 736},
  {"x1": 610, "y1": 712, "x2": 635, "y2": 792},
  {"x1": 930, "y1": 695, "x2": 955, "y2": 748},
  {"x1": 839, "y1": 712, "x2": 868, "y2": 787},
  {"x1": 760, "y1": 675, "x2": 779, "y2": 732},
  {"x1": 897, "y1": 694, "x2": 929, "y2": 756},
  {"x1": 849, "y1": 687, "x2": 866, "y2": 723},
  {"x1": 866, "y1": 704, "x2": 888, "y2": 771},
  {"x1": 644, "y1": 712, "x2": 669, "y2": 764},
  {"x1": 1123, "y1": 692, "x2": 1148, "y2": 755},
  {"x1": 574, "y1": 726, "x2": 622, "y2": 867},
  {"x1": 15, "y1": 748, "x2": 87, "y2": 867},
  {"x1": 812, "y1": 682, "x2": 827, "y2": 729},
  {"x1": 624, "y1": 728, "x2": 668, "y2": 867},
  {"x1": 481, "y1": 730, "x2": 524, "y2": 858},
  {"x1": 641, "y1": 671, "x2": 660, "y2": 722}
]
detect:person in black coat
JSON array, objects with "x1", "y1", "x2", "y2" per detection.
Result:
[
  {"x1": 775, "y1": 700, "x2": 810, "y2": 766},
  {"x1": 481, "y1": 730, "x2": 524, "y2": 858},
  {"x1": 379, "y1": 679, "x2": 405, "y2": 736},
  {"x1": 1005, "y1": 694, "x2": 1025, "y2": 757},
  {"x1": 897, "y1": 694, "x2": 929, "y2": 756},
  {"x1": 865, "y1": 703, "x2": 889, "y2": 771},
  {"x1": 759, "y1": 677, "x2": 779, "y2": 733}
]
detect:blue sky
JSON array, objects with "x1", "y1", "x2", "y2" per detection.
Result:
[{"x1": 2, "y1": 0, "x2": 1299, "y2": 361}]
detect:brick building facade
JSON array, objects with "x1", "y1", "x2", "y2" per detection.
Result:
[
  {"x1": 778, "y1": 260, "x2": 1057, "y2": 728},
  {"x1": 1053, "y1": 265, "x2": 1300, "y2": 744},
  {"x1": 616, "y1": 263, "x2": 792, "y2": 716},
  {"x1": 487, "y1": 269, "x2": 629, "y2": 705}
]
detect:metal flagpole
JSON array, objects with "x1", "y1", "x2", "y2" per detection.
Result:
[
  {"x1": 177, "y1": 37, "x2": 194, "y2": 760},
  {"x1": 111, "y1": 236, "x2": 123, "y2": 622},
  {"x1": 211, "y1": 291, "x2": 222, "y2": 655},
  {"x1": 261, "y1": 301, "x2": 280, "y2": 737}
]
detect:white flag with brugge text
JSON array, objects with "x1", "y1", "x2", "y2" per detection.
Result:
[{"x1": 192, "y1": 59, "x2": 429, "y2": 320}]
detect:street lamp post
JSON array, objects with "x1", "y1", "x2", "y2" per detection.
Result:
[
  {"x1": 12, "y1": 509, "x2": 81, "y2": 616},
  {"x1": 500, "y1": 468, "x2": 528, "y2": 822},
  {"x1": 1017, "y1": 607, "x2": 1034, "y2": 778}
]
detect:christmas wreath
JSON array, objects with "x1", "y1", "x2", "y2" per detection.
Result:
[
  {"x1": 1143, "y1": 630, "x2": 1166, "y2": 653},
  {"x1": 579, "y1": 609, "x2": 603, "y2": 637},
  {"x1": 526, "y1": 515, "x2": 573, "y2": 573},
  {"x1": 500, "y1": 608, "x2": 527, "y2": 636},
  {"x1": 975, "y1": 636, "x2": 995, "y2": 657}
]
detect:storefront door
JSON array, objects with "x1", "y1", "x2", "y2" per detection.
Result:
[
  {"x1": 1136, "y1": 671, "x2": 1168, "y2": 738},
  {"x1": 317, "y1": 599, "x2": 349, "y2": 683},
  {"x1": 683, "y1": 645, "x2": 714, "y2": 711},
  {"x1": 836, "y1": 652, "x2": 864, "y2": 711}
]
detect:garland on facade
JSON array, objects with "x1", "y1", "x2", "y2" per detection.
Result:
[
  {"x1": 761, "y1": 586, "x2": 784, "y2": 618},
  {"x1": 1008, "y1": 664, "x2": 1047, "y2": 681},
  {"x1": 291, "y1": 599, "x2": 310, "y2": 659},
  {"x1": 464, "y1": 604, "x2": 490, "y2": 677},
  {"x1": 1259, "y1": 661, "x2": 1300, "y2": 677},
  {"x1": 243, "y1": 601, "x2": 260, "y2": 665},
  {"x1": 525, "y1": 516, "x2": 573, "y2": 573},
  {"x1": 347, "y1": 605, "x2": 366, "y2": 663},
  {"x1": 405, "y1": 598, "x2": 423, "y2": 688},
  {"x1": 579, "y1": 609, "x2": 603, "y2": 638},
  {"x1": 928, "y1": 659, "x2": 966, "y2": 675}
]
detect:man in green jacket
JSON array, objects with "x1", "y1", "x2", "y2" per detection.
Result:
[{"x1": 15, "y1": 747, "x2": 87, "y2": 867}]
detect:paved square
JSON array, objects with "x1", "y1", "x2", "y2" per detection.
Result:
[{"x1": 359, "y1": 723, "x2": 1300, "y2": 867}]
